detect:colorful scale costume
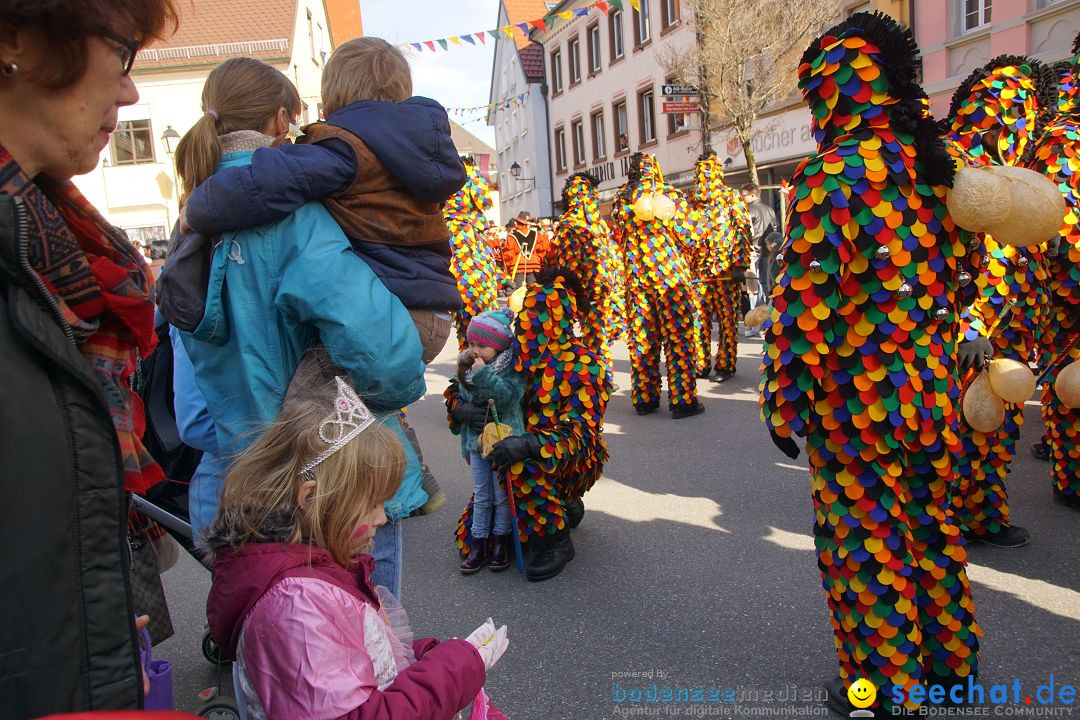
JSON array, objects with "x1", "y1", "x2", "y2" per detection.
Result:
[
  {"x1": 943, "y1": 56, "x2": 1056, "y2": 537},
  {"x1": 444, "y1": 162, "x2": 501, "y2": 348},
  {"x1": 449, "y1": 269, "x2": 611, "y2": 553},
  {"x1": 611, "y1": 154, "x2": 702, "y2": 413},
  {"x1": 553, "y1": 172, "x2": 626, "y2": 379},
  {"x1": 1027, "y1": 35, "x2": 1080, "y2": 504},
  {"x1": 760, "y1": 14, "x2": 980, "y2": 708},
  {"x1": 687, "y1": 153, "x2": 754, "y2": 377}
]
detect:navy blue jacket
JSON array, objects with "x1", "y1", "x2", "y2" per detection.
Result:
[{"x1": 184, "y1": 97, "x2": 466, "y2": 311}]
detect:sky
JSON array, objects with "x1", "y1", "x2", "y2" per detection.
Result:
[{"x1": 361, "y1": 0, "x2": 501, "y2": 147}]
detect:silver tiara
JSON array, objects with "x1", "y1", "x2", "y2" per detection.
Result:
[{"x1": 299, "y1": 377, "x2": 376, "y2": 475}]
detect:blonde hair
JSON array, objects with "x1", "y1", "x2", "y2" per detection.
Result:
[
  {"x1": 212, "y1": 374, "x2": 405, "y2": 567},
  {"x1": 175, "y1": 57, "x2": 301, "y2": 204},
  {"x1": 321, "y1": 37, "x2": 412, "y2": 116}
]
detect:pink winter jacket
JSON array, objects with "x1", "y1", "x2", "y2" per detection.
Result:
[{"x1": 207, "y1": 543, "x2": 486, "y2": 720}]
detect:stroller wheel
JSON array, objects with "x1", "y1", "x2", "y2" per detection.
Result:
[
  {"x1": 198, "y1": 698, "x2": 241, "y2": 720},
  {"x1": 201, "y1": 630, "x2": 231, "y2": 666}
]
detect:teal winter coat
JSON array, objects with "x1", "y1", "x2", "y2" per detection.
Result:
[
  {"x1": 454, "y1": 351, "x2": 526, "y2": 458},
  {"x1": 177, "y1": 150, "x2": 428, "y2": 519}
]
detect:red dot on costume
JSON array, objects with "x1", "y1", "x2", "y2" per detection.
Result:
[{"x1": 1026, "y1": 699, "x2": 1031, "y2": 704}]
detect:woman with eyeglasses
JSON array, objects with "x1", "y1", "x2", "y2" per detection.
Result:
[{"x1": 0, "y1": 1, "x2": 178, "y2": 717}]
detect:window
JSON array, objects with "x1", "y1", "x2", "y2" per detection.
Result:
[
  {"x1": 666, "y1": 77, "x2": 689, "y2": 135},
  {"x1": 587, "y1": 23, "x2": 602, "y2": 74},
  {"x1": 307, "y1": 9, "x2": 316, "y2": 62},
  {"x1": 962, "y1": 0, "x2": 991, "y2": 31},
  {"x1": 638, "y1": 88, "x2": 655, "y2": 144},
  {"x1": 614, "y1": 100, "x2": 629, "y2": 153},
  {"x1": 610, "y1": 9, "x2": 624, "y2": 60},
  {"x1": 634, "y1": 0, "x2": 651, "y2": 46},
  {"x1": 592, "y1": 111, "x2": 606, "y2": 160},
  {"x1": 554, "y1": 127, "x2": 567, "y2": 172},
  {"x1": 551, "y1": 49, "x2": 563, "y2": 94},
  {"x1": 661, "y1": 0, "x2": 679, "y2": 29},
  {"x1": 569, "y1": 36, "x2": 581, "y2": 85},
  {"x1": 123, "y1": 225, "x2": 167, "y2": 248},
  {"x1": 572, "y1": 119, "x2": 586, "y2": 167},
  {"x1": 110, "y1": 119, "x2": 155, "y2": 165}
]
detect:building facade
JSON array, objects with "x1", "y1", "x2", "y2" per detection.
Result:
[
  {"x1": 489, "y1": 0, "x2": 555, "y2": 221},
  {"x1": 71, "y1": 0, "x2": 334, "y2": 248},
  {"x1": 534, "y1": 0, "x2": 700, "y2": 213},
  {"x1": 917, "y1": 0, "x2": 1080, "y2": 113}
]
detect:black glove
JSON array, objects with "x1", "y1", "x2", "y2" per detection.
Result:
[
  {"x1": 488, "y1": 433, "x2": 541, "y2": 470},
  {"x1": 451, "y1": 401, "x2": 488, "y2": 432},
  {"x1": 769, "y1": 429, "x2": 800, "y2": 460},
  {"x1": 957, "y1": 336, "x2": 994, "y2": 373},
  {"x1": 730, "y1": 266, "x2": 747, "y2": 281}
]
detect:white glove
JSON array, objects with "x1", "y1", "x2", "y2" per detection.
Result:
[{"x1": 464, "y1": 618, "x2": 509, "y2": 672}]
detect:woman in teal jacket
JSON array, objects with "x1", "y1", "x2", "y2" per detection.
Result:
[{"x1": 169, "y1": 59, "x2": 426, "y2": 596}]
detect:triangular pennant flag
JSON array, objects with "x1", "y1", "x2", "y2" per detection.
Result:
[
  {"x1": 518, "y1": 93, "x2": 525, "y2": 100},
  {"x1": 475, "y1": 32, "x2": 487, "y2": 43},
  {"x1": 488, "y1": 29, "x2": 500, "y2": 39},
  {"x1": 449, "y1": 36, "x2": 462, "y2": 45},
  {"x1": 595, "y1": 1, "x2": 610, "y2": 13},
  {"x1": 545, "y1": 14, "x2": 558, "y2": 27},
  {"x1": 424, "y1": 40, "x2": 436, "y2": 51},
  {"x1": 573, "y1": 7, "x2": 589, "y2": 16},
  {"x1": 501, "y1": 26, "x2": 514, "y2": 38},
  {"x1": 530, "y1": 19, "x2": 547, "y2": 31},
  {"x1": 628, "y1": 0, "x2": 640, "y2": 10},
  {"x1": 411, "y1": 43, "x2": 422, "y2": 52},
  {"x1": 559, "y1": 10, "x2": 574, "y2": 19},
  {"x1": 436, "y1": 38, "x2": 448, "y2": 50},
  {"x1": 461, "y1": 34, "x2": 475, "y2": 45},
  {"x1": 609, "y1": 0, "x2": 623, "y2": 8},
  {"x1": 515, "y1": 22, "x2": 530, "y2": 33}
]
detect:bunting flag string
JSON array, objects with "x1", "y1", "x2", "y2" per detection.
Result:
[
  {"x1": 446, "y1": 90, "x2": 532, "y2": 123},
  {"x1": 398, "y1": 0, "x2": 625, "y2": 54}
]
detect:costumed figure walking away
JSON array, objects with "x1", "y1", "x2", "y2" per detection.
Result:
[
  {"x1": 1027, "y1": 35, "x2": 1080, "y2": 511},
  {"x1": 612, "y1": 153, "x2": 705, "y2": 418},
  {"x1": 688, "y1": 151, "x2": 754, "y2": 383},
  {"x1": 553, "y1": 172, "x2": 626, "y2": 380},
  {"x1": 760, "y1": 13, "x2": 981, "y2": 713},
  {"x1": 446, "y1": 159, "x2": 502, "y2": 349},
  {"x1": 942, "y1": 55, "x2": 1058, "y2": 547},
  {"x1": 448, "y1": 268, "x2": 611, "y2": 581},
  {"x1": 501, "y1": 212, "x2": 551, "y2": 287}
]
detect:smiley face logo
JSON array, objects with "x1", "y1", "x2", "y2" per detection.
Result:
[{"x1": 847, "y1": 678, "x2": 877, "y2": 709}]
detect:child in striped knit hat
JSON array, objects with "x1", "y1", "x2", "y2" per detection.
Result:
[{"x1": 449, "y1": 309, "x2": 526, "y2": 574}]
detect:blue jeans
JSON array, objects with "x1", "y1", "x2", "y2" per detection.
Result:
[
  {"x1": 371, "y1": 519, "x2": 403, "y2": 599},
  {"x1": 470, "y1": 451, "x2": 512, "y2": 538},
  {"x1": 189, "y1": 454, "x2": 228, "y2": 549}
]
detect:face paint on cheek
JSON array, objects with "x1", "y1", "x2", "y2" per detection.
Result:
[{"x1": 353, "y1": 524, "x2": 371, "y2": 540}]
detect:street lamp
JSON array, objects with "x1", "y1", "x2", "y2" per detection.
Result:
[
  {"x1": 161, "y1": 125, "x2": 180, "y2": 156},
  {"x1": 509, "y1": 161, "x2": 535, "y2": 188}
]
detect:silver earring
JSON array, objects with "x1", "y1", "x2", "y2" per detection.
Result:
[{"x1": 1, "y1": 61, "x2": 18, "y2": 77}]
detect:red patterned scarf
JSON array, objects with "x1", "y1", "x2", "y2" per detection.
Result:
[{"x1": 0, "y1": 144, "x2": 162, "y2": 494}]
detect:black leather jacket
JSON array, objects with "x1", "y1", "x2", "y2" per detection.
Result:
[{"x1": 0, "y1": 194, "x2": 142, "y2": 717}]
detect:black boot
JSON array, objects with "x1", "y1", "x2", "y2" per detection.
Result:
[
  {"x1": 566, "y1": 498, "x2": 585, "y2": 528},
  {"x1": 526, "y1": 532, "x2": 575, "y2": 582},
  {"x1": 489, "y1": 534, "x2": 512, "y2": 572},
  {"x1": 459, "y1": 540, "x2": 489, "y2": 574},
  {"x1": 671, "y1": 400, "x2": 705, "y2": 419},
  {"x1": 712, "y1": 369, "x2": 735, "y2": 383},
  {"x1": 634, "y1": 400, "x2": 660, "y2": 416},
  {"x1": 963, "y1": 524, "x2": 1030, "y2": 548},
  {"x1": 1054, "y1": 488, "x2": 1080, "y2": 510}
]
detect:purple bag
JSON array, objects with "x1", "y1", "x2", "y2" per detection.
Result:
[{"x1": 139, "y1": 626, "x2": 174, "y2": 710}]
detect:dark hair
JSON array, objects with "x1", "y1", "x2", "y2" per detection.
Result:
[
  {"x1": 1, "y1": 0, "x2": 179, "y2": 90},
  {"x1": 148, "y1": 242, "x2": 167, "y2": 261},
  {"x1": 740, "y1": 184, "x2": 759, "y2": 194}
]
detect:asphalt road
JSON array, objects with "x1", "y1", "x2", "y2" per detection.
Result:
[{"x1": 158, "y1": 334, "x2": 1080, "y2": 719}]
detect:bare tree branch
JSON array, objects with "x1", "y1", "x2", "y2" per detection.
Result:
[{"x1": 664, "y1": 0, "x2": 839, "y2": 183}]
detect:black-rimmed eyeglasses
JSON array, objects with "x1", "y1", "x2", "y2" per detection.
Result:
[{"x1": 98, "y1": 28, "x2": 139, "y2": 76}]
